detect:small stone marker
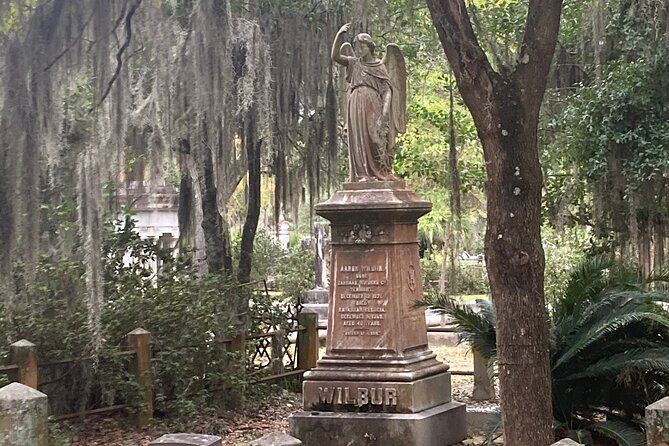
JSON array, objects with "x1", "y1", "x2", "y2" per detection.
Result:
[
  {"x1": 551, "y1": 439, "x2": 584, "y2": 446},
  {"x1": 0, "y1": 382, "x2": 48, "y2": 446},
  {"x1": 149, "y1": 433, "x2": 222, "y2": 446},
  {"x1": 471, "y1": 350, "x2": 495, "y2": 401},
  {"x1": 647, "y1": 396, "x2": 669, "y2": 445},
  {"x1": 250, "y1": 431, "x2": 303, "y2": 446}
]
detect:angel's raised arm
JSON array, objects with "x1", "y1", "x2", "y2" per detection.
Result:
[{"x1": 332, "y1": 23, "x2": 355, "y2": 66}]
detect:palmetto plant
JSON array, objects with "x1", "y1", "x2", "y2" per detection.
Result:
[{"x1": 419, "y1": 256, "x2": 669, "y2": 446}]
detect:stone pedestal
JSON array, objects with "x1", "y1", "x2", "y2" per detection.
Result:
[
  {"x1": 0, "y1": 382, "x2": 48, "y2": 446},
  {"x1": 290, "y1": 182, "x2": 465, "y2": 446}
]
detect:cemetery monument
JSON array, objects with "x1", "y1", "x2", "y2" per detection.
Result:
[{"x1": 289, "y1": 23, "x2": 466, "y2": 446}]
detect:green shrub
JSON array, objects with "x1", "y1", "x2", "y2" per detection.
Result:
[
  {"x1": 420, "y1": 256, "x2": 669, "y2": 445},
  {"x1": 2, "y1": 217, "x2": 297, "y2": 417},
  {"x1": 421, "y1": 249, "x2": 489, "y2": 295}
]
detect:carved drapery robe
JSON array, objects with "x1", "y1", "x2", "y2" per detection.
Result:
[{"x1": 345, "y1": 58, "x2": 397, "y2": 182}]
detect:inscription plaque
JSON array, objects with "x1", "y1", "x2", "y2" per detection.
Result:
[{"x1": 332, "y1": 250, "x2": 389, "y2": 346}]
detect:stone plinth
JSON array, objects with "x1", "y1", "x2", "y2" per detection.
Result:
[
  {"x1": 290, "y1": 402, "x2": 466, "y2": 446},
  {"x1": 290, "y1": 181, "x2": 465, "y2": 446},
  {"x1": 647, "y1": 396, "x2": 669, "y2": 445},
  {"x1": 0, "y1": 382, "x2": 48, "y2": 446},
  {"x1": 149, "y1": 433, "x2": 222, "y2": 445}
]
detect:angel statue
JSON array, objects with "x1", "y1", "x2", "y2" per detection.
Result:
[{"x1": 331, "y1": 23, "x2": 407, "y2": 182}]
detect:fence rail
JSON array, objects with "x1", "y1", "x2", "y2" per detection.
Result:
[
  {"x1": 1, "y1": 312, "x2": 495, "y2": 424},
  {"x1": 0, "y1": 312, "x2": 320, "y2": 426}
]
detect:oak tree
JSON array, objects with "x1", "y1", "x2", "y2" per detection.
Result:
[{"x1": 425, "y1": 1, "x2": 564, "y2": 444}]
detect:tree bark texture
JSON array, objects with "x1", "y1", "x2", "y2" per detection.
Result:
[
  {"x1": 238, "y1": 104, "x2": 262, "y2": 285},
  {"x1": 425, "y1": 1, "x2": 563, "y2": 445},
  {"x1": 199, "y1": 122, "x2": 233, "y2": 275}
]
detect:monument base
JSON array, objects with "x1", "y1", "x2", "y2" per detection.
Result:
[
  {"x1": 303, "y1": 371, "x2": 453, "y2": 413},
  {"x1": 289, "y1": 401, "x2": 466, "y2": 446}
]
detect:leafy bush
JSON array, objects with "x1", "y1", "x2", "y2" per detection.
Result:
[
  {"x1": 273, "y1": 242, "x2": 314, "y2": 303},
  {"x1": 421, "y1": 256, "x2": 669, "y2": 445},
  {"x1": 2, "y1": 217, "x2": 298, "y2": 417},
  {"x1": 421, "y1": 249, "x2": 489, "y2": 295},
  {"x1": 543, "y1": 226, "x2": 589, "y2": 305}
]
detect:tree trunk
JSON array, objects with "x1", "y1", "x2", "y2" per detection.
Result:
[
  {"x1": 480, "y1": 97, "x2": 552, "y2": 446},
  {"x1": 238, "y1": 105, "x2": 262, "y2": 285},
  {"x1": 425, "y1": 1, "x2": 562, "y2": 444},
  {"x1": 199, "y1": 122, "x2": 233, "y2": 276}
]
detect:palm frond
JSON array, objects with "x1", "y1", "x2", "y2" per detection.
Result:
[
  {"x1": 590, "y1": 420, "x2": 645, "y2": 446},
  {"x1": 646, "y1": 266, "x2": 669, "y2": 285},
  {"x1": 477, "y1": 298, "x2": 497, "y2": 328},
  {"x1": 558, "y1": 348, "x2": 669, "y2": 381},
  {"x1": 558, "y1": 255, "x2": 614, "y2": 318},
  {"x1": 418, "y1": 293, "x2": 493, "y2": 332},
  {"x1": 553, "y1": 310, "x2": 669, "y2": 370},
  {"x1": 417, "y1": 292, "x2": 497, "y2": 359}
]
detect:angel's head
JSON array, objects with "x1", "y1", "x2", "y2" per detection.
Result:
[{"x1": 353, "y1": 33, "x2": 375, "y2": 58}]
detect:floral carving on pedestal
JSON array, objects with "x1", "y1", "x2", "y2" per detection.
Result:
[
  {"x1": 338, "y1": 224, "x2": 387, "y2": 244},
  {"x1": 346, "y1": 224, "x2": 372, "y2": 244}
]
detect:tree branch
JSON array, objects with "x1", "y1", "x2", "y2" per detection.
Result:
[
  {"x1": 43, "y1": 8, "x2": 96, "y2": 72},
  {"x1": 94, "y1": 0, "x2": 142, "y2": 110},
  {"x1": 425, "y1": 0, "x2": 497, "y2": 125},
  {"x1": 514, "y1": 0, "x2": 564, "y2": 115}
]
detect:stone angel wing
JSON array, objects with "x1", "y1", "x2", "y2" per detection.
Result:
[{"x1": 382, "y1": 44, "x2": 407, "y2": 137}]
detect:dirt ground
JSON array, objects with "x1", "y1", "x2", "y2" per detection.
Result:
[{"x1": 58, "y1": 344, "x2": 488, "y2": 445}]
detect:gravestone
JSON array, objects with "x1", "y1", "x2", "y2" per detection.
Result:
[
  {"x1": 289, "y1": 182, "x2": 466, "y2": 446},
  {"x1": 551, "y1": 439, "x2": 584, "y2": 446},
  {"x1": 647, "y1": 396, "x2": 669, "y2": 445},
  {"x1": 300, "y1": 222, "x2": 331, "y2": 328}
]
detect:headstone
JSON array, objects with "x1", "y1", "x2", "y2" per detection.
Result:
[
  {"x1": 301, "y1": 222, "x2": 331, "y2": 328},
  {"x1": 278, "y1": 215, "x2": 291, "y2": 249},
  {"x1": 0, "y1": 382, "x2": 48, "y2": 446},
  {"x1": 149, "y1": 433, "x2": 222, "y2": 446},
  {"x1": 472, "y1": 350, "x2": 495, "y2": 400},
  {"x1": 251, "y1": 431, "x2": 302, "y2": 446},
  {"x1": 646, "y1": 396, "x2": 669, "y2": 445},
  {"x1": 289, "y1": 182, "x2": 466, "y2": 446},
  {"x1": 551, "y1": 439, "x2": 584, "y2": 446}
]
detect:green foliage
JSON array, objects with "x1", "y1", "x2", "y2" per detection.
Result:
[
  {"x1": 468, "y1": 0, "x2": 528, "y2": 65},
  {"x1": 3, "y1": 216, "x2": 298, "y2": 417},
  {"x1": 421, "y1": 256, "x2": 669, "y2": 444},
  {"x1": 543, "y1": 226, "x2": 589, "y2": 304},
  {"x1": 418, "y1": 293, "x2": 497, "y2": 361},
  {"x1": 420, "y1": 251, "x2": 489, "y2": 295},
  {"x1": 232, "y1": 228, "x2": 314, "y2": 304},
  {"x1": 563, "y1": 54, "x2": 669, "y2": 187},
  {"x1": 273, "y1": 243, "x2": 314, "y2": 302}
]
